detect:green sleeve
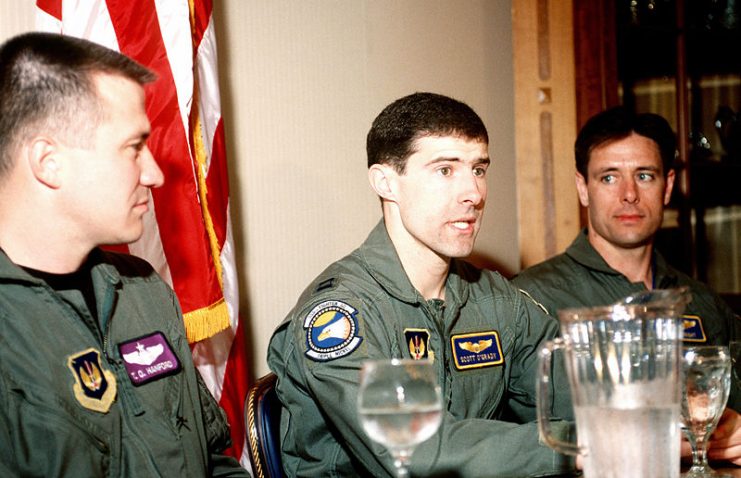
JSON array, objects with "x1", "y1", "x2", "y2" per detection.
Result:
[{"x1": 195, "y1": 371, "x2": 252, "y2": 478}]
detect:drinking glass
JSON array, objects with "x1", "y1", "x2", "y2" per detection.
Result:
[
  {"x1": 357, "y1": 359, "x2": 442, "y2": 477},
  {"x1": 729, "y1": 341, "x2": 741, "y2": 385},
  {"x1": 681, "y1": 346, "x2": 732, "y2": 478}
]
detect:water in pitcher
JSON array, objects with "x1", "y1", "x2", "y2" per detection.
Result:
[{"x1": 575, "y1": 384, "x2": 681, "y2": 478}]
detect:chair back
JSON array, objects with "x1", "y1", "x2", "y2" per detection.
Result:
[{"x1": 246, "y1": 373, "x2": 284, "y2": 478}]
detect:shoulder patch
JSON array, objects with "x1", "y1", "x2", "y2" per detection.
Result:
[
  {"x1": 450, "y1": 331, "x2": 504, "y2": 370},
  {"x1": 304, "y1": 300, "x2": 363, "y2": 362},
  {"x1": 682, "y1": 315, "x2": 707, "y2": 343}
]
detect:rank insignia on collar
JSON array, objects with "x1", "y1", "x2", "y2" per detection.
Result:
[
  {"x1": 682, "y1": 315, "x2": 707, "y2": 343},
  {"x1": 404, "y1": 328, "x2": 433, "y2": 361},
  {"x1": 304, "y1": 300, "x2": 363, "y2": 362},
  {"x1": 451, "y1": 331, "x2": 503, "y2": 370},
  {"x1": 67, "y1": 348, "x2": 117, "y2": 413}
]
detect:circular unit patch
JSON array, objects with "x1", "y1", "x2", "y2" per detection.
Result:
[{"x1": 304, "y1": 300, "x2": 362, "y2": 362}]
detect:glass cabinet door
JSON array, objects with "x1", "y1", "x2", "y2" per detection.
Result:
[{"x1": 615, "y1": 0, "x2": 741, "y2": 296}]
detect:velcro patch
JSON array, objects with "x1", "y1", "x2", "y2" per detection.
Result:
[
  {"x1": 67, "y1": 348, "x2": 117, "y2": 413},
  {"x1": 451, "y1": 331, "x2": 503, "y2": 370},
  {"x1": 682, "y1": 315, "x2": 707, "y2": 343},
  {"x1": 118, "y1": 332, "x2": 181, "y2": 386},
  {"x1": 404, "y1": 328, "x2": 432, "y2": 361},
  {"x1": 304, "y1": 300, "x2": 362, "y2": 362}
]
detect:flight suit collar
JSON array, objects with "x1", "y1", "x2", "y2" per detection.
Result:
[
  {"x1": 0, "y1": 248, "x2": 122, "y2": 286},
  {"x1": 0, "y1": 248, "x2": 123, "y2": 334},
  {"x1": 358, "y1": 220, "x2": 469, "y2": 307},
  {"x1": 565, "y1": 228, "x2": 680, "y2": 288},
  {"x1": 564, "y1": 229, "x2": 618, "y2": 275}
]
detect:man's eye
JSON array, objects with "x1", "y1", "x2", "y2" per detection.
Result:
[
  {"x1": 473, "y1": 166, "x2": 487, "y2": 177},
  {"x1": 638, "y1": 172, "x2": 655, "y2": 181},
  {"x1": 438, "y1": 166, "x2": 451, "y2": 176},
  {"x1": 600, "y1": 175, "x2": 615, "y2": 184}
]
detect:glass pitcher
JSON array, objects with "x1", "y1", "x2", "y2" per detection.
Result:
[{"x1": 537, "y1": 287, "x2": 691, "y2": 478}]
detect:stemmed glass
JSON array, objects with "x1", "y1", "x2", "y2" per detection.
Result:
[
  {"x1": 357, "y1": 359, "x2": 442, "y2": 477},
  {"x1": 681, "y1": 346, "x2": 732, "y2": 478},
  {"x1": 729, "y1": 341, "x2": 741, "y2": 385}
]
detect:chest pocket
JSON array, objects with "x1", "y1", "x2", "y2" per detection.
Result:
[
  {"x1": 5, "y1": 379, "x2": 119, "y2": 477},
  {"x1": 447, "y1": 330, "x2": 506, "y2": 419}
]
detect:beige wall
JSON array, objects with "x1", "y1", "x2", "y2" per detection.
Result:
[{"x1": 1, "y1": 1, "x2": 518, "y2": 378}]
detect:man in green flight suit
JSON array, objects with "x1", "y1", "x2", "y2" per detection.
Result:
[
  {"x1": 268, "y1": 92, "x2": 576, "y2": 477},
  {"x1": 513, "y1": 106, "x2": 741, "y2": 466},
  {"x1": 0, "y1": 33, "x2": 250, "y2": 477}
]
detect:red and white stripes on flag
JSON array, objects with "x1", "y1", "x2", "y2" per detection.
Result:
[{"x1": 35, "y1": 0, "x2": 251, "y2": 469}]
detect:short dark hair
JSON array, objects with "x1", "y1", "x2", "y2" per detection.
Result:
[
  {"x1": 574, "y1": 106, "x2": 677, "y2": 179},
  {"x1": 0, "y1": 32, "x2": 155, "y2": 179},
  {"x1": 366, "y1": 92, "x2": 488, "y2": 173}
]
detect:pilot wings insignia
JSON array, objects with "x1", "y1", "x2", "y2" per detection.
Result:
[
  {"x1": 458, "y1": 339, "x2": 493, "y2": 354},
  {"x1": 682, "y1": 315, "x2": 707, "y2": 343},
  {"x1": 450, "y1": 331, "x2": 503, "y2": 370}
]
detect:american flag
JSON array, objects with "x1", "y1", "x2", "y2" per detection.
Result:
[{"x1": 36, "y1": 0, "x2": 251, "y2": 470}]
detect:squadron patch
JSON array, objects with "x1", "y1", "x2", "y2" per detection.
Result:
[
  {"x1": 451, "y1": 331, "x2": 504, "y2": 370},
  {"x1": 67, "y1": 348, "x2": 117, "y2": 413},
  {"x1": 682, "y1": 315, "x2": 707, "y2": 343},
  {"x1": 404, "y1": 328, "x2": 433, "y2": 361},
  {"x1": 118, "y1": 331, "x2": 182, "y2": 386},
  {"x1": 304, "y1": 300, "x2": 363, "y2": 362}
]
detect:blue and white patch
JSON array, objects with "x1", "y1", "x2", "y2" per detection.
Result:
[
  {"x1": 304, "y1": 300, "x2": 363, "y2": 362},
  {"x1": 450, "y1": 331, "x2": 503, "y2": 370},
  {"x1": 682, "y1": 315, "x2": 707, "y2": 343}
]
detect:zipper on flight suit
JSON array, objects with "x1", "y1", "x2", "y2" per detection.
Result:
[{"x1": 422, "y1": 298, "x2": 451, "y2": 409}]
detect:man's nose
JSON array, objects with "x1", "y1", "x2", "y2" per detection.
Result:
[
  {"x1": 621, "y1": 178, "x2": 638, "y2": 203},
  {"x1": 140, "y1": 146, "x2": 165, "y2": 188},
  {"x1": 459, "y1": 173, "x2": 485, "y2": 206}
]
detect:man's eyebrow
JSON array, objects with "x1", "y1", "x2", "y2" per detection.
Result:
[
  {"x1": 594, "y1": 164, "x2": 660, "y2": 173},
  {"x1": 427, "y1": 156, "x2": 491, "y2": 165}
]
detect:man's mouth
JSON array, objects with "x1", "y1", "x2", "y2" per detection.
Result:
[
  {"x1": 616, "y1": 214, "x2": 643, "y2": 221},
  {"x1": 450, "y1": 218, "x2": 477, "y2": 231}
]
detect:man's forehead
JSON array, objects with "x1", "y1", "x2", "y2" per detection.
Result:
[
  {"x1": 411, "y1": 134, "x2": 489, "y2": 153},
  {"x1": 589, "y1": 135, "x2": 662, "y2": 167}
]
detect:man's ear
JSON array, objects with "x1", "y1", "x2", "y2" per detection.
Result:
[
  {"x1": 663, "y1": 168, "x2": 676, "y2": 206},
  {"x1": 575, "y1": 171, "x2": 589, "y2": 208},
  {"x1": 27, "y1": 137, "x2": 62, "y2": 189},
  {"x1": 368, "y1": 164, "x2": 397, "y2": 201}
]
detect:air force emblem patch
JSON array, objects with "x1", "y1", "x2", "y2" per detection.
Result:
[
  {"x1": 305, "y1": 300, "x2": 363, "y2": 362},
  {"x1": 682, "y1": 315, "x2": 707, "y2": 343},
  {"x1": 404, "y1": 328, "x2": 433, "y2": 361},
  {"x1": 67, "y1": 348, "x2": 117, "y2": 413},
  {"x1": 451, "y1": 331, "x2": 504, "y2": 370}
]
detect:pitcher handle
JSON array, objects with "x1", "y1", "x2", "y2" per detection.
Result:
[{"x1": 537, "y1": 338, "x2": 582, "y2": 456}]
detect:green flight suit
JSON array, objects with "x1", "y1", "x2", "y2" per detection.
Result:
[
  {"x1": 0, "y1": 249, "x2": 249, "y2": 477},
  {"x1": 268, "y1": 220, "x2": 576, "y2": 477},
  {"x1": 513, "y1": 229, "x2": 741, "y2": 410}
]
